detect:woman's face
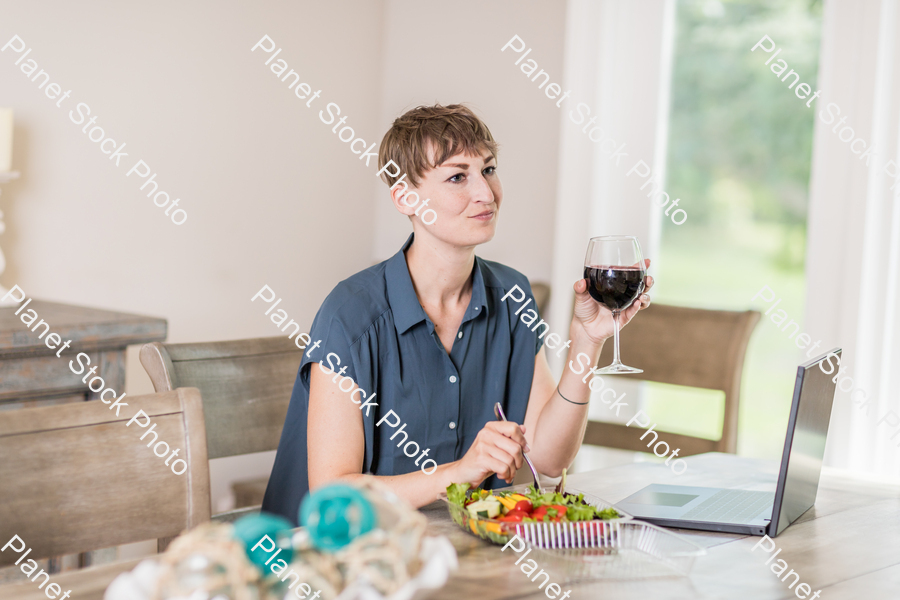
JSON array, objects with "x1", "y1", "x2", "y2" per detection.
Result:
[{"x1": 395, "y1": 147, "x2": 503, "y2": 248}]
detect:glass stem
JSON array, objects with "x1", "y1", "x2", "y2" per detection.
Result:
[{"x1": 612, "y1": 310, "x2": 622, "y2": 366}]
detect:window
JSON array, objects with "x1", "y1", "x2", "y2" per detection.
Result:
[{"x1": 649, "y1": 0, "x2": 823, "y2": 457}]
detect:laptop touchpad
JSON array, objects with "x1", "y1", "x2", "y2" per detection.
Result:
[{"x1": 625, "y1": 490, "x2": 699, "y2": 507}]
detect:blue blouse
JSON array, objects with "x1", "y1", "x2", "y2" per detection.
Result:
[{"x1": 262, "y1": 233, "x2": 544, "y2": 524}]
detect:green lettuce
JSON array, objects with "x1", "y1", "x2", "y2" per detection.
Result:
[
  {"x1": 596, "y1": 507, "x2": 620, "y2": 520},
  {"x1": 564, "y1": 503, "x2": 596, "y2": 522},
  {"x1": 446, "y1": 482, "x2": 471, "y2": 507},
  {"x1": 521, "y1": 485, "x2": 620, "y2": 520},
  {"x1": 523, "y1": 486, "x2": 567, "y2": 507}
]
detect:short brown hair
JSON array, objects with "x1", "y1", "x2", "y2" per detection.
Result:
[{"x1": 377, "y1": 104, "x2": 498, "y2": 187}]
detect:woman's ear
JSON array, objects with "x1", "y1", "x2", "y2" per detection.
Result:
[{"x1": 389, "y1": 177, "x2": 419, "y2": 217}]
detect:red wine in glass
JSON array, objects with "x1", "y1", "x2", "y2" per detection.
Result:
[
  {"x1": 583, "y1": 266, "x2": 646, "y2": 312},
  {"x1": 584, "y1": 236, "x2": 646, "y2": 374}
]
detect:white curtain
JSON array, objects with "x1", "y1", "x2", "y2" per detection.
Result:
[
  {"x1": 548, "y1": 0, "x2": 675, "y2": 377},
  {"x1": 808, "y1": 0, "x2": 900, "y2": 477}
]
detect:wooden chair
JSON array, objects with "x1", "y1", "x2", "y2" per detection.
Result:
[
  {"x1": 0, "y1": 388, "x2": 210, "y2": 563},
  {"x1": 140, "y1": 337, "x2": 301, "y2": 510},
  {"x1": 530, "y1": 281, "x2": 551, "y2": 318},
  {"x1": 584, "y1": 303, "x2": 760, "y2": 455}
]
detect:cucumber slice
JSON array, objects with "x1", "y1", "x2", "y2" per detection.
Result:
[{"x1": 466, "y1": 500, "x2": 501, "y2": 519}]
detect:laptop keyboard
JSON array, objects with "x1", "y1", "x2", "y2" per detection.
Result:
[{"x1": 681, "y1": 489, "x2": 774, "y2": 523}]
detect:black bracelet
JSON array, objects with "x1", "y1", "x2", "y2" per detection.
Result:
[{"x1": 556, "y1": 384, "x2": 589, "y2": 405}]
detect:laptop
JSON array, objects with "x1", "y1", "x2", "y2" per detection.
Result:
[{"x1": 617, "y1": 349, "x2": 840, "y2": 537}]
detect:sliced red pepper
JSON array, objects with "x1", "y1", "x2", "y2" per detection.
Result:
[
  {"x1": 531, "y1": 506, "x2": 549, "y2": 521},
  {"x1": 536, "y1": 505, "x2": 567, "y2": 522}
]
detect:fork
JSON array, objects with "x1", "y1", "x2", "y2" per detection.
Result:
[{"x1": 493, "y1": 402, "x2": 543, "y2": 493}]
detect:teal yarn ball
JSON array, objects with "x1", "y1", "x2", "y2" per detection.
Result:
[
  {"x1": 233, "y1": 513, "x2": 295, "y2": 572},
  {"x1": 299, "y1": 484, "x2": 376, "y2": 552}
]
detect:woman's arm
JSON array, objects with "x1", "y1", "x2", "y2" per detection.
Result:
[
  {"x1": 522, "y1": 270, "x2": 654, "y2": 475},
  {"x1": 521, "y1": 332, "x2": 597, "y2": 476},
  {"x1": 307, "y1": 365, "x2": 529, "y2": 508}
]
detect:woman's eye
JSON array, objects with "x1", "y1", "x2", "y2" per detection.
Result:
[
  {"x1": 484, "y1": 166, "x2": 496, "y2": 175},
  {"x1": 449, "y1": 173, "x2": 465, "y2": 183}
]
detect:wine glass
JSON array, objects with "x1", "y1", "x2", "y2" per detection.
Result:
[{"x1": 584, "y1": 236, "x2": 646, "y2": 374}]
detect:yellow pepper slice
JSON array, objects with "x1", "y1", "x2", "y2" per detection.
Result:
[
  {"x1": 469, "y1": 518, "x2": 479, "y2": 534},
  {"x1": 509, "y1": 494, "x2": 528, "y2": 502},
  {"x1": 484, "y1": 522, "x2": 503, "y2": 535},
  {"x1": 497, "y1": 496, "x2": 518, "y2": 511}
]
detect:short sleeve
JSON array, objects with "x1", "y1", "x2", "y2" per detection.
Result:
[
  {"x1": 534, "y1": 310, "x2": 545, "y2": 354},
  {"x1": 523, "y1": 281, "x2": 546, "y2": 356},
  {"x1": 298, "y1": 299, "x2": 358, "y2": 389}
]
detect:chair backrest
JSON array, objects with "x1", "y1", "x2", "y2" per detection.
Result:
[
  {"x1": 140, "y1": 337, "x2": 301, "y2": 459},
  {"x1": 530, "y1": 281, "x2": 551, "y2": 318},
  {"x1": 585, "y1": 303, "x2": 760, "y2": 455},
  {"x1": 0, "y1": 388, "x2": 210, "y2": 563}
]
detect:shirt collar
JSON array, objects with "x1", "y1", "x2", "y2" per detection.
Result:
[
  {"x1": 386, "y1": 233, "x2": 489, "y2": 335},
  {"x1": 465, "y1": 257, "x2": 489, "y2": 323}
]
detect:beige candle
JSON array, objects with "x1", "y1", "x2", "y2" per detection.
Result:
[{"x1": 0, "y1": 109, "x2": 13, "y2": 172}]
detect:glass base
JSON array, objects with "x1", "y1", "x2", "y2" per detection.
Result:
[{"x1": 593, "y1": 362, "x2": 643, "y2": 375}]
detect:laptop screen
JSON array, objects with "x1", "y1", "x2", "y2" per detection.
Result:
[{"x1": 769, "y1": 349, "x2": 840, "y2": 536}]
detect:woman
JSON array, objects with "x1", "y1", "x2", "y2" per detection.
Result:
[{"x1": 262, "y1": 104, "x2": 652, "y2": 524}]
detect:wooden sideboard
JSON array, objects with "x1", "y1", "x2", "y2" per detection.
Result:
[{"x1": 0, "y1": 300, "x2": 167, "y2": 408}]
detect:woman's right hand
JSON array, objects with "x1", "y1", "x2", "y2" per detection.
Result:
[{"x1": 452, "y1": 421, "x2": 529, "y2": 487}]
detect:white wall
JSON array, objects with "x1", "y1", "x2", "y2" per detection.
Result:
[
  {"x1": 371, "y1": 0, "x2": 567, "y2": 282},
  {"x1": 1, "y1": 0, "x2": 386, "y2": 512}
]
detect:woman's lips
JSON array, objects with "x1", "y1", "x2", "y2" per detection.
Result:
[{"x1": 471, "y1": 211, "x2": 495, "y2": 221}]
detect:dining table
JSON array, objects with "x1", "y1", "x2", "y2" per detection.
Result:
[{"x1": 4, "y1": 452, "x2": 899, "y2": 599}]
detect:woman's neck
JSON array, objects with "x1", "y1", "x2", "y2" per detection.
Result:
[{"x1": 404, "y1": 234, "x2": 476, "y2": 308}]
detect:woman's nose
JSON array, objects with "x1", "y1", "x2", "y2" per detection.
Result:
[{"x1": 471, "y1": 175, "x2": 494, "y2": 203}]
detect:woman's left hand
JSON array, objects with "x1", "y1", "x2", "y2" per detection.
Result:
[{"x1": 572, "y1": 259, "x2": 654, "y2": 345}]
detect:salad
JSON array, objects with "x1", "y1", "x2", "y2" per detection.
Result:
[{"x1": 446, "y1": 482, "x2": 621, "y2": 524}]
